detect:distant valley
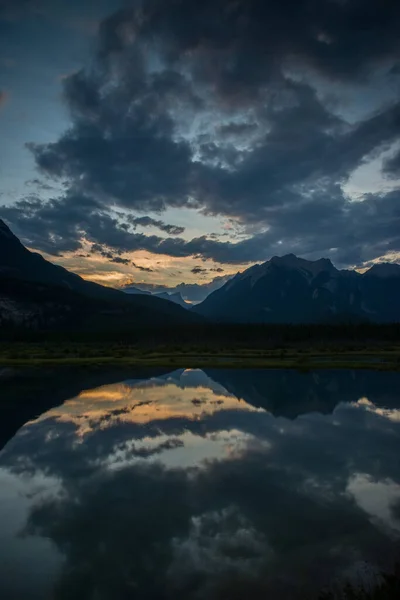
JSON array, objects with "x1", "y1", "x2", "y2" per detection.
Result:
[{"x1": 123, "y1": 286, "x2": 190, "y2": 309}]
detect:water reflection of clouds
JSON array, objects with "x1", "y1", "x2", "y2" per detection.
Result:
[
  {"x1": 168, "y1": 506, "x2": 272, "y2": 591},
  {"x1": 354, "y1": 397, "x2": 400, "y2": 423},
  {"x1": 347, "y1": 474, "x2": 400, "y2": 535},
  {"x1": 33, "y1": 372, "x2": 261, "y2": 439},
  {"x1": 104, "y1": 429, "x2": 265, "y2": 471},
  {"x1": 0, "y1": 468, "x2": 62, "y2": 599},
  {"x1": 0, "y1": 369, "x2": 400, "y2": 599}
]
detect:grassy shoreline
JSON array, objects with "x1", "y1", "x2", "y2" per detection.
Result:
[{"x1": 1, "y1": 343, "x2": 400, "y2": 370}]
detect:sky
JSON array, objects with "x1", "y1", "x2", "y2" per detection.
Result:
[{"x1": 1, "y1": 0, "x2": 400, "y2": 291}]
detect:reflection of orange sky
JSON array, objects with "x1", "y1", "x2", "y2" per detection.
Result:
[
  {"x1": 355, "y1": 397, "x2": 400, "y2": 422},
  {"x1": 35, "y1": 379, "x2": 262, "y2": 438}
]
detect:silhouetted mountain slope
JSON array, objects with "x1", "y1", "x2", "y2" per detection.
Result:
[
  {"x1": 194, "y1": 254, "x2": 400, "y2": 323},
  {"x1": 0, "y1": 220, "x2": 124, "y2": 303},
  {"x1": 0, "y1": 220, "x2": 201, "y2": 329},
  {"x1": 123, "y1": 286, "x2": 151, "y2": 296}
]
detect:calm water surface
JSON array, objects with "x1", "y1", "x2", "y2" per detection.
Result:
[{"x1": 1, "y1": 368, "x2": 400, "y2": 599}]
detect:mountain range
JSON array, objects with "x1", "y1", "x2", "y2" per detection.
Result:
[
  {"x1": 122, "y1": 275, "x2": 231, "y2": 304},
  {"x1": 1, "y1": 219, "x2": 400, "y2": 328},
  {"x1": 0, "y1": 220, "x2": 200, "y2": 330},
  {"x1": 194, "y1": 254, "x2": 400, "y2": 323},
  {"x1": 123, "y1": 285, "x2": 189, "y2": 308}
]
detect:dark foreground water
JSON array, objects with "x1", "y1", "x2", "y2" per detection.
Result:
[{"x1": 1, "y1": 368, "x2": 400, "y2": 600}]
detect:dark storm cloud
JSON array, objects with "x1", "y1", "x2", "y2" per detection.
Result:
[
  {"x1": 2, "y1": 184, "x2": 400, "y2": 266},
  {"x1": 109, "y1": 256, "x2": 130, "y2": 265},
  {"x1": 217, "y1": 122, "x2": 258, "y2": 137},
  {"x1": 90, "y1": 242, "x2": 105, "y2": 254},
  {"x1": 3, "y1": 0, "x2": 400, "y2": 265},
  {"x1": 383, "y1": 147, "x2": 400, "y2": 178},
  {"x1": 132, "y1": 262, "x2": 153, "y2": 272},
  {"x1": 27, "y1": 52, "x2": 198, "y2": 212},
  {"x1": 194, "y1": 90, "x2": 400, "y2": 222},
  {"x1": 127, "y1": 0, "x2": 400, "y2": 86},
  {"x1": 127, "y1": 215, "x2": 185, "y2": 236},
  {"x1": 26, "y1": 178, "x2": 55, "y2": 191},
  {"x1": 191, "y1": 266, "x2": 208, "y2": 275},
  {"x1": 89, "y1": 243, "x2": 132, "y2": 265}
]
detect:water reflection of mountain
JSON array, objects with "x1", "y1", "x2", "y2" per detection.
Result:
[
  {"x1": 1, "y1": 368, "x2": 400, "y2": 600},
  {"x1": 2, "y1": 367, "x2": 400, "y2": 451},
  {"x1": 205, "y1": 369, "x2": 400, "y2": 419},
  {"x1": 0, "y1": 367, "x2": 173, "y2": 451}
]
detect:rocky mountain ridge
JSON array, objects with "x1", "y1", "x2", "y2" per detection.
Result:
[{"x1": 194, "y1": 254, "x2": 400, "y2": 322}]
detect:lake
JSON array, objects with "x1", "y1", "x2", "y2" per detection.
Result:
[{"x1": 1, "y1": 368, "x2": 400, "y2": 599}]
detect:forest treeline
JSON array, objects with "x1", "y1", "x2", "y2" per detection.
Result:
[{"x1": 1, "y1": 322, "x2": 400, "y2": 348}]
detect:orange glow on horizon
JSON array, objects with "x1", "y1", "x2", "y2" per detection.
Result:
[{"x1": 35, "y1": 242, "x2": 242, "y2": 289}]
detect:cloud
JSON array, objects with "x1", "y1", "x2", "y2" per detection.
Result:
[
  {"x1": 2, "y1": 183, "x2": 400, "y2": 268},
  {"x1": 217, "y1": 122, "x2": 258, "y2": 138},
  {"x1": 191, "y1": 266, "x2": 208, "y2": 275},
  {"x1": 90, "y1": 242, "x2": 105, "y2": 254},
  {"x1": 132, "y1": 262, "x2": 153, "y2": 273},
  {"x1": 127, "y1": 215, "x2": 185, "y2": 236},
  {"x1": 383, "y1": 147, "x2": 400, "y2": 178},
  {"x1": 90, "y1": 243, "x2": 131, "y2": 265},
  {"x1": 90, "y1": 242, "x2": 154, "y2": 268},
  {"x1": 110, "y1": 256, "x2": 131, "y2": 265},
  {"x1": 25, "y1": 178, "x2": 55, "y2": 191},
  {"x1": 169, "y1": 506, "x2": 269, "y2": 586},
  {"x1": 3, "y1": 0, "x2": 400, "y2": 267}
]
